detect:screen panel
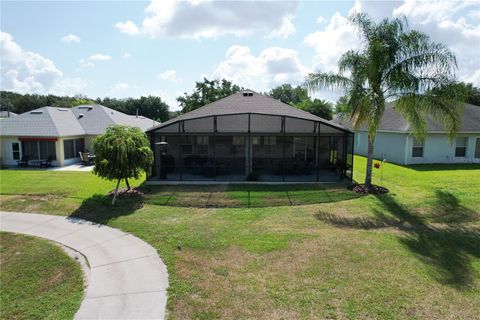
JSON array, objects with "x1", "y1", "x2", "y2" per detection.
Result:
[
  {"x1": 183, "y1": 117, "x2": 214, "y2": 133},
  {"x1": 154, "y1": 122, "x2": 179, "y2": 133},
  {"x1": 250, "y1": 114, "x2": 282, "y2": 133},
  {"x1": 285, "y1": 117, "x2": 315, "y2": 133},
  {"x1": 318, "y1": 123, "x2": 346, "y2": 134},
  {"x1": 217, "y1": 114, "x2": 249, "y2": 133}
]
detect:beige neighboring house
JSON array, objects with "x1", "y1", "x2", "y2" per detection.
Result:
[{"x1": 0, "y1": 105, "x2": 159, "y2": 166}]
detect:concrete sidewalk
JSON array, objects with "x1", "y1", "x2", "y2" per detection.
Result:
[{"x1": 0, "y1": 211, "x2": 168, "y2": 319}]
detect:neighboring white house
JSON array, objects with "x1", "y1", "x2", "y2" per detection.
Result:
[
  {"x1": 335, "y1": 103, "x2": 480, "y2": 165},
  {"x1": 0, "y1": 105, "x2": 159, "y2": 166}
]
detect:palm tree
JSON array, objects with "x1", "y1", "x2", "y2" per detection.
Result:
[{"x1": 305, "y1": 13, "x2": 462, "y2": 188}]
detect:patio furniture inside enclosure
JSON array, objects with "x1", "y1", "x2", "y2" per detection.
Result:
[{"x1": 149, "y1": 113, "x2": 353, "y2": 182}]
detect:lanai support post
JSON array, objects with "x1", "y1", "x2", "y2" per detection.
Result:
[
  {"x1": 179, "y1": 121, "x2": 183, "y2": 181},
  {"x1": 247, "y1": 113, "x2": 251, "y2": 179},
  {"x1": 281, "y1": 116, "x2": 286, "y2": 182},
  {"x1": 213, "y1": 116, "x2": 217, "y2": 181},
  {"x1": 316, "y1": 121, "x2": 320, "y2": 182}
]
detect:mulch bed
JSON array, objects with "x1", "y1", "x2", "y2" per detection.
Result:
[
  {"x1": 108, "y1": 187, "x2": 149, "y2": 199},
  {"x1": 349, "y1": 184, "x2": 389, "y2": 195}
]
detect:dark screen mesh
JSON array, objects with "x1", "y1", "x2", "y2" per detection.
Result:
[
  {"x1": 250, "y1": 114, "x2": 282, "y2": 133},
  {"x1": 150, "y1": 117, "x2": 352, "y2": 182},
  {"x1": 217, "y1": 114, "x2": 249, "y2": 132}
]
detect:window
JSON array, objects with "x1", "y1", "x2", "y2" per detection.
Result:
[
  {"x1": 264, "y1": 136, "x2": 276, "y2": 154},
  {"x1": 63, "y1": 138, "x2": 85, "y2": 159},
  {"x1": 455, "y1": 137, "x2": 467, "y2": 157},
  {"x1": 293, "y1": 137, "x2": 306, "y2": 160},
  {"x1": 412, "y1": 138, "x2": 424, "y2": 158},
  {"x1": 39, "y1": 141, "x2": 56, "y2": 160},
  {"x1": 252, "y1": 136, "x2": 260, "y2": 145},
  {"x1": 12, "y1": 142, "x2": 20, "y2": 160},
  {"x1": 196, "y1": 136, "x2": 209, "y2": 154},
  {"x1": 22, "y1": 141, "x2": 56, "y2": 160},
  {"x1": 196, "y1": 136, "x2": 208, "y2": 144},
  {"x1": 64, "y1": 140, "x2": 75, "y2": 159},
  {"x1": 264, "y1": 136, "x2": 276, "y2": 145},
  {"x1": 476, "y1": 138, "x2": 480, "y2": 159},
  {"x1": 233, "y1": 136, "x2": 245, "y2": 145}
]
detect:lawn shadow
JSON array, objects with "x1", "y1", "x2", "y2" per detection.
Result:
[
  {"x1": 315, "y1": 193, "x2": 480, "y2": 290},
  {"x1": 426, "y1": 190, "x2": 480, "y2": 223},
  {"x1": 69, "y1": 193, "x2": 143, "y2": 224},
  {"x1": 407, "y1": 163, "x2": 480, "y2": 171},
  {"x1": 143, "y1": 183, "x2": 360, "y2": 208}
]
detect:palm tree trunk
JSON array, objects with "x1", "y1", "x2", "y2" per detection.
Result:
[
  {"x1": 125, "y1": 177, "x2": 130, "y2": 190},
  {"x1": 365, "y1": 135, "x2": 375, "y2": 187}
]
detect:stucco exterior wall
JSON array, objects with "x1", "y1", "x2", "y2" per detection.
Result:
[
  {"x1": 406, "y1": 133, "x2": 480, "y2": 164},
  {"x1": 354, "y1": 131, "x2": 408, "y2": 164},
  {"x1": 354, "y1": 131, "x2": 480, "y2": 165},
  {"x1": 1, "y1": 136, "x2": 21, "y2": 166}
]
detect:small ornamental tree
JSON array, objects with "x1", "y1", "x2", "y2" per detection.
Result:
[{"x1": 93, "y1": 125, "x2": 153, "y2": 204}]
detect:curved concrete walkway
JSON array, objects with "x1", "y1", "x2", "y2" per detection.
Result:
[{"x1": 0, "y1": 211, "x2": 168, "y2": 319}]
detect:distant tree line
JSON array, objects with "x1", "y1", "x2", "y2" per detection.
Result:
[
  {"x1": 2, "y1": 80, "x2": 478, "y2": 122},
  {"x1": 0, "y1": 91, "x2": 170, "y2": 122}
]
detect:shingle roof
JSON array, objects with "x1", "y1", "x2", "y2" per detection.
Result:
[
  {"x1": 147, "y1": 91, "x2": 348, "y2": 132},
  {"x1": 71, "y1": 105, "x2": 159, "y2": 135},
  {"x1": 333, "y1": 102, "x2": 480, "y2": 133},
  {"x1": 0, "y1": 111, "x2": 17, "y2": 118},
  {"x1": 0, "y1": 107, "x2": 85, "y2": 137},
  {"x1": 0, "y1": 105, "x2": 159, "y2": 137}
]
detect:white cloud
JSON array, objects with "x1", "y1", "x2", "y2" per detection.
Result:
[
  {"x1": 114, "y1": 20, "x2": 140, "y2": 35},
  {"x1": 212, "y1": 45, "x2": 309, "y2": 90},
  {"x1": 304, "y1": 0, "x2": 480, "y2": 89},
  {"x1": 89, "y1": 53, "x2": 112, "y2": 61},
  {"x1": 393, "y1": 0, "x2": 480, "y2": 85},
  {"x1": 1, "y1": 31, "x2": 86, "y2": 95},
  {"x1": 349, "y1": 0, "x2": 403, "y2": 21},
  {"x1": 78, "y1": 53, "x2": 112, "y2": 69},
  {"x1": 61, "y1": 33, "x2": 80, "y2": 43},
  {"x1": 316, "y1": 16, "x2": 325, "y2": 24},
  {"x1": 108, "y1": 82, "x2": 129, "y2": 96},
  {"x1": 304, "y1": 12, "x2": 360, "y2": 73},
  {"x1": 116, "y1": 0, "x2": 299, "y2": 39},
  {"x1": 123, "y1": 52, "x2": 131, "y2": 58},
  {"x1": 157, "y1": 69, "x2": 182, "y2": 83}
]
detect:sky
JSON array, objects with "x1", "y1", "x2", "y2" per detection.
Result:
[{"x1": 1, "y1": 0, "x2": 479, "y2": 111}]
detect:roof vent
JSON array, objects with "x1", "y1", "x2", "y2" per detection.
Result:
[
  {"x1": 78, "y1": 106, "x2": 93, "y2": 111},
  {"x1": 78, "y1": 113, "x2": 85, "y2": 119},
  {"x1": 243, "y1": 92, "x2": 253, "y2": 97},
  {"x1": 30, "y1": 111, "x2": 43, "y2": 115},
  {"x1": 57, "y1": 108, "x2": 68, "y2": 111}
]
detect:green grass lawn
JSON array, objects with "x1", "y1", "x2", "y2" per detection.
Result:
[
  {"x1": 0, "y1": 156, "x2": 479, "y2": 319},
  {"x1": 0, "y1": 232, "x2": 84, "y2": 320}
]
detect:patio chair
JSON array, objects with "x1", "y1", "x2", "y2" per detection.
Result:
[
  {"x1": 79, "y1": 152, "x2": 88, "y2": 165},
  {"x1": 17, "y1": 155, "x2": 29, "y2": 167},
  {"x1": 41, "y1": 156, "x2": 54, "y2": 168}
]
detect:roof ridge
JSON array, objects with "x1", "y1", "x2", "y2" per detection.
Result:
[{"x1": 43, "y1": 107, "x2": 62, "y2": 136}]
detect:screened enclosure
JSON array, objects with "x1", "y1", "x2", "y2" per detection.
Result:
[{"x1": 148, "y1": 113, "x2": 354, "y2": 182}]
